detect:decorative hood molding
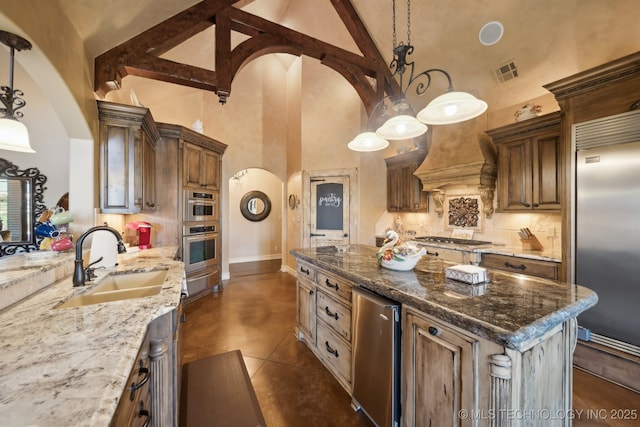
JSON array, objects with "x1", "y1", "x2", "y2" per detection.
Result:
[{"x1": 414, "y1": 119, "x2": 497, "y2": 217}]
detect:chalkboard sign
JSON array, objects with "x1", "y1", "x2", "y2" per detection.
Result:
[{"x1": 316, "y1": 183, "x2": 343, "y2": 230}]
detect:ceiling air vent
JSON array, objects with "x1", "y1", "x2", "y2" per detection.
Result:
[{"x1": 495, "y1": 61, "x2": 519, "y2": 83}]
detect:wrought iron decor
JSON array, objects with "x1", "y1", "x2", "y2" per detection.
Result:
[{"x1": 0, "y1": 158, "x2": 47, "y2": 256}]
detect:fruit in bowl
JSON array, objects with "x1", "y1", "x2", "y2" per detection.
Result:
[{"x1": 377, "y1": 230, "x2": 426, "y2": 271}]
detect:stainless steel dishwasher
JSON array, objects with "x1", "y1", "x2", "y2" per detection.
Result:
[{"x1": 351, "y1": 287, "x2": 401, "y2": 427}]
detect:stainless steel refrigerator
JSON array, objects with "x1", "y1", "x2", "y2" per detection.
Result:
[
  {"x1": 574, "y1": 109, "x2": 640, "y2": 353},
  {"x1": 351, "y1": 287, "x2": 401, "y2": 427}
]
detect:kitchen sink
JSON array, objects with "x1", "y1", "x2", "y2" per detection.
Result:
[
  {"x1": 90, "y1": 269, "x2": 168, "y2": 293},
  {"x1": 57, "y1": 269, "x2": 168, "y2": 309}
]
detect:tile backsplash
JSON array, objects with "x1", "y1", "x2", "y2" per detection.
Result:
[{"x1": 376, "y1": 191, "x2": 562, "y2": 252}]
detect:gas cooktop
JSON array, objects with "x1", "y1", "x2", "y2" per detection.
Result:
[{"x1": 412, "y1": 236, "x2": 493, "y2": 246}]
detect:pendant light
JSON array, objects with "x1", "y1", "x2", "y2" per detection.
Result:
[
  {"x1": 348, "y1": 131, "x2": 389, "y2": 152},
  {"x1": 348, "y1": 0, "x2": 487, "y2": 151},
  {"x1": 0, "y1": 31, "x2": 34, "y2": 153}
]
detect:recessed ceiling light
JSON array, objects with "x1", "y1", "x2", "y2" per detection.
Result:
[{"x1": 479, "y1": 21, "x2": 504, "y2": 46}]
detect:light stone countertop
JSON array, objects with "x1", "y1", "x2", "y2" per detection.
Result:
[
  {"x1": 291, "y1": 245, "x2": 596, "y2": 351},
  {"x1": 0, "y1": 246, "x2": 183, "y2": 427}
]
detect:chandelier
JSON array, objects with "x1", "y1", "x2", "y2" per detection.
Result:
[
  {"x1": 0, "y1": 30, "x2": 34, "y2": 153},
  {"x1": 348, "y1": 0, "x2": 488, "y2": 152}
]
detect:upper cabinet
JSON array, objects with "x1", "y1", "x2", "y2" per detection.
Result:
[
  {"x1": 486, "y1": 112, "x2": 562, "y2": 212},
  {"x1": 183, "y1": 142, "x2": 220, "y2": 190},
  {"x1": 385, "y1": 149, "x2": 429, "y2": 212},
  {"x1": 98, "y1": 101, "x2": 160, "y2": 214}
]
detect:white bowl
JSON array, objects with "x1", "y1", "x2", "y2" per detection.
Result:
[{"x1": 378, "y1": 247, "x2": 426, "y2": 271}]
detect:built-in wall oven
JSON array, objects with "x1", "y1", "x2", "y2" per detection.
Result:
[
  {"x1": 184, "y1": 189, "x2": 218, "y2": 222},
  {"x1": 182, "y1": 221, "x2": 220, "y2": 298}
]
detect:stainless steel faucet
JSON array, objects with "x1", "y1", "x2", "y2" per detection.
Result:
[{"x1": 73, "y1": 225, "x2": 127, "y2": 287}]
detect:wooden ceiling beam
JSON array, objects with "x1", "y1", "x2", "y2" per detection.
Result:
[{"x1": 94, "y1": 0, "x2": 392, "y2": 110}]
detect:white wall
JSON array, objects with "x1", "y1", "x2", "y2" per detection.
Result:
[{"x1": 228, "y1": 168, "x2": 283, "y2": 263}]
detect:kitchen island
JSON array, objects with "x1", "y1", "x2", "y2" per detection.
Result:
[
  {"x1": 0, "y1": 246, "x2": 184, "y2": 426},
  {"x1": 291, "y1": 244, "x2": 597, "y2": 426}
]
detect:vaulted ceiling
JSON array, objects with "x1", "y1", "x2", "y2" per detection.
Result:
[{"x1": 57, "y1": 0, "x2": 640, "y2": 114}]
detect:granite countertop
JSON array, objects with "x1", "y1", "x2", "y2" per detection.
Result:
[
  {"x1": 290, "y1": 245, "x2": 596, "y2": 351},
  {"x1": 0, "y1": 246, "x2": 184, "y2": 427}
]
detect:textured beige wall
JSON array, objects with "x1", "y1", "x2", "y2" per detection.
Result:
[{"x1": 0, "y1": 0, "x2": 95, "y2": 140}]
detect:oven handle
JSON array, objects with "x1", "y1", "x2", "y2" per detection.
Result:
[
  {"x1": 183, "y1": 232, "x2": 218, "y2": 242},
  {"x1": 187, "y1": 268, "x2": 218, "y2": 281}
]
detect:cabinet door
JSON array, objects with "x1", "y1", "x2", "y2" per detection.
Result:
[
  {"x1": 200, "y1": 150, "x2": 220, "y2": 190},
  {"x1": 101, "y1": 123, "x2": 136, "y2": 212},
  {"x1": 498, "y1": 139, "x2": 533, "y2": 211},
  {"x1": 532, "y1": 133, "x2": 561, "y2": 210},
  {"x1": 297, "y1": 279, "x2": 316, "y2": 345},
  {"x1": 183, "y1": 143, "x2": 203, "y2": 189},
  {"x1": 134, "y1": 131, "x2": 156, "y2": 212},
  {"x1": 403, "y1": 310, "x2": 476, "y2": 427},
  {"x1": 386, "y1": 150, "x2": 428, "y2": 212}
]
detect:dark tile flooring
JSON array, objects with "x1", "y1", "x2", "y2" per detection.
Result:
[{"x1": 181, "y1": 268, "x2": 639, "y2": 427}]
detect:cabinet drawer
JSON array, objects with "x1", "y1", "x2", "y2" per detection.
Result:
[
  {"x1": 317, "y1": 270, "x2": 352, "y2": 303},
  {"x1": 481, "y1": 253, "x2": 558, "y2": 280},
  {"x1": 296, "y1": 261, "x2": 316, "y2": 283},
  {"x1": 316, "y1": 321, "x2": 352, "y2": 385},
  {"x1": 317, "y1": 291, "x2": 352, "y2": 342}
]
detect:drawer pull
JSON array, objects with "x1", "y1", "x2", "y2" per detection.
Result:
[
  {"x1": 505, "y1": 262, "x2": 527, "y2": 270},
  {"x1": 129, "y1": 365, "x2": 150, "y2": 400},
  {"x1": 324, "y1": 306, "x2": 339, "y2": 320},
  {"x1": 426, "y1": 250, "x2": 439, "y2": 257},
  {"x1": 300, "y1": 266, "x2": 310, "y2": 275},
  {"x1": 324, "y1": 278, "x2": 339, "y2": 291},
  {"x1": 325, "y1": 341, "x2": 339, "y2": 358},
  {"x1": 139, "y1": 402, "x2": 151, "y2": 427}
]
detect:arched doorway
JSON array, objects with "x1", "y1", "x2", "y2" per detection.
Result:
[{"x1": 228, "y1": 167, "x2": 284, "y2": 277}]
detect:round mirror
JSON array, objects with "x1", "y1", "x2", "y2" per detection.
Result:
[{"x1": 240, "y1": 191, "x2": 271, "y2": 222}]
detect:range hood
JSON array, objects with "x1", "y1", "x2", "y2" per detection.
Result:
[{"x1": 413, "y1": 119, "x2": 497, "y2": 217}]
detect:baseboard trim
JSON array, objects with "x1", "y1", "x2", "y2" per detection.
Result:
[
  {"x1": 573, "y1": 340, "x2": 640, "y2": 393},
  {"x1": 229, "y1": 254, "x2": 282, "y2": 264}
]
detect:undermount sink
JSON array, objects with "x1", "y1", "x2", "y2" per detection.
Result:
[
  {"x1": 90, "y1": 269, "x2": 169, "y2": 293},
  {"x1": 57, "y1": 269, "x2": 168, "y2": 309}
]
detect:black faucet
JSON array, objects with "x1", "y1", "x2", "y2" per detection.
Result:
[{"x1": 73, "y1": 225, "x2": 127, "y2": 287}]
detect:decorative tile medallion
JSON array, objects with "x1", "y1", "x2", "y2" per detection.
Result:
[{"x1": 447, "y1": 196, "x2": 482, "y2": 230}]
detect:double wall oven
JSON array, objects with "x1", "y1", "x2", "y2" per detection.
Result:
[{"x1": 182, "y1": 189, "x2": 220, "y2": 299}]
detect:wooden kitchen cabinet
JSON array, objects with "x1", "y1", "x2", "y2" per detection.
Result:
[
  {"x1": 385, "y1": 149, "x2": 428, "y2": 212},
  {"x1": 402, "y1": 306, "x2": 576, "y2": 427},
  {"x1": 487, "y1": 112, "x2": 562, "y2": 212},
  {"x1": 98, "y1": 101, "x2": 160, "y2": 214},
  {"x1": 296, "y1": 262, "x2": 354, "y2": 392},
  {"x1": 183, "y1": 142, "x2": 220, "y2": 190},
  {"x1": 296, "y1": 263, "x2": 316, "y2": 345},
  {"x1": 480, "y1": 253, "x2": 559, "y2": 281},
  {"x1": 403, "y1": 308, "x2": 484, "y2": 427}
]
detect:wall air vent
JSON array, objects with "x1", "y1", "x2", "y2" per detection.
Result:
[{"x1": 494, "y1": 60, "x2": 519, "y2": 83}]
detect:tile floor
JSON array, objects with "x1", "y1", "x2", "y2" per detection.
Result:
[{"x1": 181, "y1": 270, "x2": 639, "y2": 427}]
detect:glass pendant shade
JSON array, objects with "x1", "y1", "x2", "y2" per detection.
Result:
[
  {"x1": 376, "y1": 115, "x2": 428, "y2": 140},
  {"x1": 416, "y1": 91, "x2": 488, "y2": 125},
  {"x1": 0, "y1": 117, "x2": 34, "y2": 153},
  {"x1": 348, "y1": 131, "x2": 389, "y2": 152}
]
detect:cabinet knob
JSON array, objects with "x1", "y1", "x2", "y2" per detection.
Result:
[
  {"x1": 532, "y1": 203, "x2": 539, "y2": 207},
  {"x1": 428, "y1": 326, "x2": 439, "y2": 336}
]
